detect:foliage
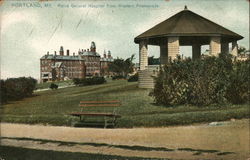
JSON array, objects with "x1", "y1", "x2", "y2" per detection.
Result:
[
  {"x1": 108, "y1": 54, "x2": 135, "y2": 77},
  {"x1": 148, "y1": 56, "x2": 160, "y2": 65},
  {"x1": 0, "y1": 77, "x2": 37, "y2": 104},
  {"x1": 238, "y1": 46, "x2": 246, "y2": 54},
  {"x1": 50, "y1": 83, "x2": 58, "y2": 90},
  {"x1": 127, "y1": 73, "x2": 138, "y2": 82},
  {"x1": 150, "y1": 53, "x2": 249, "y2": 106},
  {"x1": 112, "y1": 75, "x2": 126, "y2": 80},
  {"x1": 73, "y1": 77, "x2": 106, "y2": 86},
  {"x1": 226, "y1": 59, "x2": 250, "y2": 104}
]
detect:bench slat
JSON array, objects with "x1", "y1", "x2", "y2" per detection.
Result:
[
  {"x1": 70, "y1": 112, "x2": 121, "y2": 117},
  {"x1": 79, "y1": 104, "x2": 120, "y2": 107},
  {"x1": 80, "y1": 100, "x2": 120, "y2": 104}
]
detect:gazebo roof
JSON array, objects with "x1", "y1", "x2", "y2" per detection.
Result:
[{"x1": 134, "y1": 6, "x2": 243, "y2": 45}]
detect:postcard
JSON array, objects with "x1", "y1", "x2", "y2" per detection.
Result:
[{"x1": 0, "y1": 0, "x2": 249, "y2": 159}]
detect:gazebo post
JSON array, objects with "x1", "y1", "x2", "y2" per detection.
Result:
[
  {"x1": 160, "y1": 45, "x2": 168, "y2": 64},
  {"x1": 139, "y1": 40, "x2": 148, "y2": 70},
  {"x1": 168, "y1": 37, "x2": 180, "y2": 60},
  {"x1": 209, "y1": 36, "x2": 221, "y2": 56},
  {"x1": 192, "y1": 44, "x2": 201, "y2": 60},
  {"x1": 221, "y1": 42, "x2": 229, "y2": 54},
  {"x1": 231, "y1": 41, "x2": 238, "y2": 57}
]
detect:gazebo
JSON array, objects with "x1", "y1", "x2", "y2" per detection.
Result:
[{"x1": 134, "y1": 6, "x2": 243, "y2": 88}]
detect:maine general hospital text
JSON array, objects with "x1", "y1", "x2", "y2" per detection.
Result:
[{"x1": 10, "y1": 2, "x2": 159, "y2": 8}]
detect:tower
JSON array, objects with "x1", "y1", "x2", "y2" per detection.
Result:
[
  {"x1": 59, "y1": 46, "x2": 64, "y2": 56},
  {"x1": 90, "y1": 42, "x2": 96, "y2": 52},
  {"x1": 108, "y1": 50, "x2": 111, "y2": 58}
]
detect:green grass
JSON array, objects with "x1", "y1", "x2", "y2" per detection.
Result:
[
  {"x1": 0, "y1": 145, "x2": 169, "y2": 160},
  {"x1": 36, "y1": 80, "x2": 73, "y2": 90},
  {"x1": 1, "y1": 80, "x2": 249, "y2": 127}
]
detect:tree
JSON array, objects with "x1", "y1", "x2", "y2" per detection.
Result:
[
  {"x1": 108, "y1": 54, "x2": 135, "y2": 77},
  {"x1": 50, "y1": 83, "x2": 58, "y2": 90},
  {"x1": 148, "y1": 56, "x2": 160, "y2": 65},
  {"x1": 238, "y1": 46, "x2": 246, "y2": 55}
]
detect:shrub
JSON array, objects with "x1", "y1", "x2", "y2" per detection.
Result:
[
  {"x1": 127, "y1": 73, "x2": 138, "y2": 82},
  {"x1": 150, "y1": 53, "x2": 248, "y2": 106},
  {"x1": 73, "y1": 78, "x2": 81, "y2": 85},
  {"x1": 0, "y1": 77, "x2": 37, "y2": 103},
  {"x1": 50, "y1": 83, "x2": 58, "y2": 90},
  {"x1": 226, "y1": 59, "x2": 250, "y2": 104},
  {"x1": 112, "y1": 75, "x2": 126, "y2": 80},
  {"x1": 73, "y1": 77, "x2": 106, "y2": 86},
  {"x1": 0, "y1": 80, "x2": 7, "y2": 104}
]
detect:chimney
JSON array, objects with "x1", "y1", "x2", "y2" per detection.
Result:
[
  {"x1": 67, "y1": 49, "x2": 70, "y2": 56},
  {"x1": 82, "y1": 49, "x2": 84, "y2": 52},
  {"x1": 84, "y1": 49, "x2": 86, "y2": 52},
  {"x1": 73, "y1": 52, "x2": 75, "y2": 56},
  {"x1": 87, "y1": 49, "x2": 89, "y2": 52},
  {"x1": 47, "y1": 51, "x2": 49, "y2": 55},
  {"x1": 54, "y1": 51, "x2": 57, "y2": 55},
  {"x1": 103, "y1": 50, "x2": 106, "y2": 58},
  {"x1": 59, "y1": 46, "x2": 64, "y2": 56}
]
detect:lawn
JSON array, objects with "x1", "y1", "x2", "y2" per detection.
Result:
[
  {"x1": 1, "y1": 80, "x2": 249, "y2": 127},
  {"x1": 35, "y1": 80, "x2": 74, "y2": 90}
]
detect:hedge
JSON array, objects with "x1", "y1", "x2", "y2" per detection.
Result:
[
  {"x1": 150, "y1": 53, "x2": 250, "y2": 106},
  {"x1": 0, "y1": 77, "x2": 37, "y2": 104},
  {"x1": 73, "y1": 77, "x2": 106, "y2": 86}
]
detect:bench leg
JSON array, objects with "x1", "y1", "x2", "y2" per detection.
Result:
[{"x1": 104, "y1": 116, "x2": 108, "y2": 129}]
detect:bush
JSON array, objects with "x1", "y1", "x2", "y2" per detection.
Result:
[
  {"x1": 73, "y1": 77, "x2": 106, "y2": 86},
  {"x1": 150, "y1": 53, "x2": 249, "y2": 106},
  {"x1": 226, "y1": 59, "x2": 250, "y2": 104},
  {"x1": 0, "y1": 77, "x2": 37, "y2": 103},
  {"x1": 112, "y1": 75, "x2": 126, "y2": 80},
  {"x1": 73, "y1": 78, "x2": 81, "y2": 85},
  {"x1": 50, "y1": 83, "x2": 58, "y2": 90},
  {"x1": 127, "y1": 73, "x2": 138, "y2": 82}
]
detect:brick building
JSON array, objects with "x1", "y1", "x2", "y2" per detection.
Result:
[
  {"x1": 40, "y1": 42, "x2": 114, "y2": 82},
  {"x1": 40, "y1": 47, "x2": 85, "y2": 83},
  {"x1": 100, "y1": 50, "x2": 114, "y2": 76},
  {"x1": 78, "y1": 42, "x2": 101, "y2": 76}
]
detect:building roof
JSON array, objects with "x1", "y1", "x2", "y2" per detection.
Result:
[
  {"x1": 135, "y1": 7, "x2": 243, "y2": 45},
  {"x1": 100, "y1": 57, "x2": 114, "y2": 62},
  {"x1": 40, "y1": 54, "x2": 84, "y2": 60},
  {"x1": 80, "y1": 51, "x2": 100, "y2": 57}
]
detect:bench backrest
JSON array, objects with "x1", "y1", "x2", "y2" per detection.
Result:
[{"x1": 79, "y1": 101, "x2": 121, "y2": 114}]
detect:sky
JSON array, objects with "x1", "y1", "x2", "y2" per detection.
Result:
[{"x1": 0, "y1": 0, "x2": 249, "y2": 80}]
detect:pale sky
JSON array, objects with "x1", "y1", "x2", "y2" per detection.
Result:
[{"x1": 0, "y1": 0, "x2": 249, "y2": 80}]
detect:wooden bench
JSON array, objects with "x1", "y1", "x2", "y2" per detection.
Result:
[{"x1": 69, "y1": 101, "x2": 121, "y2": 128}]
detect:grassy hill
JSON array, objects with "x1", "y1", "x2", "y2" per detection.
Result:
[{"x1": 1, "y1": 80, "x2": 249, "y2": 128}]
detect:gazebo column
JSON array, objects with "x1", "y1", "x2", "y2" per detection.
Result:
[
  {"x1": 221, "y1": 42, "x2": 229, "y2": 54},
  {"x1": 231, "y1": 41, "x2": 238, "y2": 57},
  {"x1": 160, "y1": 45, "x2": 168, "y2": 64},
  {"x1": 139, "y1": 41, "x2": 148, "y2": 70},
  {"x1": 209, "y1": 36, "x2": 221, "y2": 56},
  {"x1": 168, "y1": 37, "x2": 179, "y2": 60},
  {"x1": 192, "y1": 44, "x2": 201, "y2": 60}
]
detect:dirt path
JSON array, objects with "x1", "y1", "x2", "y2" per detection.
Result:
[{"x1": 1, "y1": 119, "x2": 249, "y2": 159}]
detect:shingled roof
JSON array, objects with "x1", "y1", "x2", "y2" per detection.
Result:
[{"x1": 134, "y1": 7, "x2": 243, "y2": 44}]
